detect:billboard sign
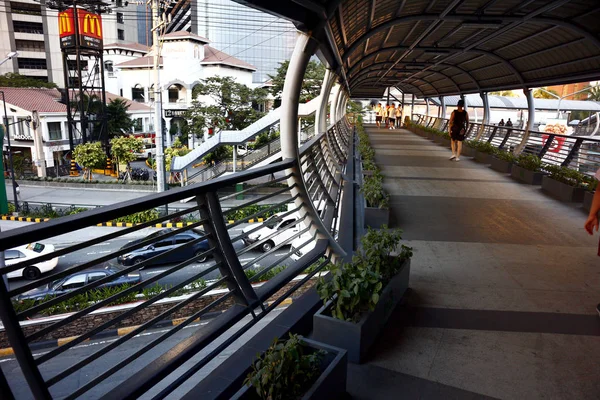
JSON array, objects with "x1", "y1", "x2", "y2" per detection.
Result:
[{"x1": 58, "y1": 8, "x2": 103, "y2": 50}]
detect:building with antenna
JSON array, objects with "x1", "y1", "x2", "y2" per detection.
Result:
[{"x1": 0, "y1": 0, "x2": 140, "y2": 86}]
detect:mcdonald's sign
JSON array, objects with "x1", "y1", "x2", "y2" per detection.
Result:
[
  {"x1": 78, "y1": 10, "x2": 102, "y2": 40},
  {"x1": 58, "y1": 9, "x2": 75, "y2": 48}
]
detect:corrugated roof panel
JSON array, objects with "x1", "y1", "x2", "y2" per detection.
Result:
[
  {"x1": 329, "y1": 15, "x2": 344, "y2": 54},
  {"x1": 372, "y1": 0, "x2": 399, "y2": 29},
  {"x1": 343, "y1": 0, "x2": 370, "y2": 48}
]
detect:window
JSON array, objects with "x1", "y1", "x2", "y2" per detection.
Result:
[
  {"x1": 16, "y1": 117, "x2": 31, "y2": 139},
  {"x1": 87, "y1": 272, "x2": 107, "y2": 283},
  {"x1": 168, "y1": 87, "x2": 179, "y2": 103},
  {"x1": 12, "y1": 21, "x2": 43, "y2": 34},
  {"x1": 15, "y1": 40, "x2": 45, "y2": 52},
  {"x1": 61, "y1": 274, "x2": 87, "y2": 290},
  {"x1": 10, "y1": 2, "x2": 41, "y2": 15},
  {"x1": 48, "y1": 122, "x2": 62, "y2": 140},
  {"x1": 118, "y1": 29, "x2": 125, "y2": 40},
  {"x1": 131, "y1": 85, "x2": 144, "y2": 102},
  {"x1": 17, "y1": 58, "x2": 47, "y2": 70},
  {"x1": 154, "y1": 240, "x2": 173, "y2": 248},
  {"x1": 117, "y1": 12, "x2": 124, "y2": 23},
  {"x1": 148, "y1": 85, "x2": 155, "y2": 102},
  {"x1": 5, "y1": 250, "x2": 23, "y2": 260},
  {"x1": 133, "y1": 118, "x2": 143, "y2": 132},
  {"x1": 175, "y1": 236, "x2": 193, "y2": 245},
  {"x1": 104, "y1": 61, "x2": 114, "y2": 77}
]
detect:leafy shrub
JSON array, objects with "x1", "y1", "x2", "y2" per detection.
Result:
[
  {"x1": 113, "y1": 209, "x2": 159, "y2": 224},
  {"x1": 515, "y1": 153, "x2": 542, "y2": 172},
  {"x1": 544, "y1": 164, "x2": 594, "y2": 188},
  {"x1": 7, "y1": 202, "x2": 15, "y2": 214},
  {"x1": 359, "y1": 226, "x2": 412, "y2": 282},
  {"x1": 246, "y1": 265, "x2": 286, "y2": 282},
  {"x1": 225, "y1": 204, "x2": 287, "y2": 222},
  {"x1": 244, "y1": 334, "x2": 325, "y2": 400},
  {"x1": 361, "y1": 170, "x2": 389, "y2": 208},
  {"x1": 142, "y1": 283, "x2": 163, "y2": 299},
  {"x1": 495, "y1": 149, "x2": 516, "y2": 163}
]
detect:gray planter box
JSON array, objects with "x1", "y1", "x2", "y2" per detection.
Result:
[
  {"x1": 232, "y1": 338, "x2": 348, "y2": 400},
  {"x1": 461, "y1": 145, "x2": 476, "y2": 157},
  {"x1": 474, "y1": 151, "x2": 492, "y2": 164},
  {"x1": 440, "y1": 138, "x2": 451, "y2": 148},
  {"x1": 489, "y1": 156, "x2": 513, "y2": 174},
  {"x1": 583, "y1": 191, "x2": 595, "y2": 213},
  {"x1": 541, "y1": 176, "x2": 585, "y2": 203},
  {"x1": 313, "y1": 259, "x2": 411, "y2": 363},
  {"x1": 511, "y1": 164, "x2": 545, "y2": 185},
  {"x1": 364, "y1": 206, "x2": 390, "y2": 229}
]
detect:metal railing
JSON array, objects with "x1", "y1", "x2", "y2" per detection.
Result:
[
  {"x1": 413, "y1": 114, "x2": 600, "y2": 175},
  {"x1": 0, "y1": 118, "x2": 354, "y2": 399}
]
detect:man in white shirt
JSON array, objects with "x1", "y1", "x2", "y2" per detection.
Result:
[{"x1": 374, "y1": 103, "x2": 383, "y2": 128}]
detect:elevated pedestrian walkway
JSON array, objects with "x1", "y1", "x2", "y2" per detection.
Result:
[{"x1": 348, "y1": 124, "x2": 600, "y2": 400}]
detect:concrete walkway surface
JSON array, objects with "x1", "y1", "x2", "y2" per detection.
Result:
[{"x1": 347, "y1": 125, "x2": 600, "y2": 400}]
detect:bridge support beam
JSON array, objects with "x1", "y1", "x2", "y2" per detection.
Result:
[
  {"x1": 330, "y1": 84, "x2": 341, "y2": 125},
  {"x1": 476, "y1": 92, "x2": 490, "y2": 140},
  {"x1": 515, "y1": 88, "x2": 535, "y2": 154},
  {"x1": 440, "y1": 96, "x2": 446, "y2": 119},
  {"x1": 317, "y1": 69, "x2": 337, "y2": 133},
  {"x1": 280, "y1": 32, "x2": 345, "y2": 257}
]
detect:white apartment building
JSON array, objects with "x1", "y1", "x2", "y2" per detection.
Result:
[
  {"x1": 0, "y1": 0, "x2": 139, "y2": 87},
  {"x1": 0, "y1": 87, "x2": 152, "y2": 177},
  {"x1": 102, "y1": 31, "x2": 256, "y2": 146}
]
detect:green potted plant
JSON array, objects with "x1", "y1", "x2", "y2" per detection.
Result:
[
  {"x1": 471, "y1": 141, "x2": 496, "y2": 164},
  {"x1": 490, "y1": 148, "x2": 516, "y2": 174},
  {"x1": 511, "y1": 153, "x2": 545, "y2": 185},
  {"x1": 235, "y1": 334, "x2": 347, "y2": 399},
  {"x1": 541, "y1": 164, "x2": 588, "y2": 203},
  {"x1": 361, "y1": 170, "x2": 390, "y2": 228},
  {"x1": 313, "y1": 227, "x2": 412, "y2": 363},
  {"x1": 583, "y1": 177, "x2": 598, "y2": 213}
]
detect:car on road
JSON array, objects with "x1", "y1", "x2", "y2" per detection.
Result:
[
  {"x1": 117, "y1": 228, "x2": 211, "y2": 267},
  {"x1": 17, "y1": 266, "x2": 141, "y2": 301},
  {"x1": 5, "y1": 243, "x2": 59, "y2": 280},
  {"x1": 242, "y1": 212, "x2": 303, "y2": 253}
]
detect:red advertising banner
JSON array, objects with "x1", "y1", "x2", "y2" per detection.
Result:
[
  {"x1": 58, "y1": 8, "x2": 75, "y2": 48},
  {"x1": 57, "y1": 8, "x2": 103, "y2": 50}
]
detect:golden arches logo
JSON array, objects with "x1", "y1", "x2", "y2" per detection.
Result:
[
  {"x1": 82, "y1": 14, "x2": 102, "y2": 37},
  {"x1": 58, "y1": 11, "x2": 72, "y2": 35}
]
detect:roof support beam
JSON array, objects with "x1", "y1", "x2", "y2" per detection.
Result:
[
  {"x1": 337, "y1": 5, "x2": 347, "y2": 47},
  {"x1": 395, "y1": 0, "x2": 407, "y2": 17},
  {"x1": 367, "y1": 0, "x2": 376, "y2": 31}
]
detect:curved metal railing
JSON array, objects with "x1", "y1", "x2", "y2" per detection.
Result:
[
  {"x1": 413, "y1": 114, "x2": 600, "y2": 175},
  {"x1": 0, "y1": 118, "x2": 354, "y2": 399}
]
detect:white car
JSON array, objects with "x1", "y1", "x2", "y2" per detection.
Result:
[
  {"x1": 4, "y1": 243, "x2": 59, "y2": 280},
  {"x1": 242, "y1": 212, "x2": 303, "y2": 253},
  {"x1": 290, "y1": 232, "x2": 316, "y2": 261}
]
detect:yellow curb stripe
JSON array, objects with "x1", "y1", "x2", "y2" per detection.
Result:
[
  {"x1": 97, "y1": 223, "x2": 103, "y2": 227},
  {"x1": 166, "y1": 223, "x2": 172, "y2": 228},
  {"x1": 117, "y1": 325, "x2": 141, "y2": 336},
  {"x1": 0, "y1": 347, "x2": 15, "y2": 357},
  {"x1": 176, "y1": 222, "x2": 183, "y2": 228},
  {"x1": 36, "y1": 218, "x2": 42, "y2": 223},
  {"x1": 126, "y1": 223, "x2": 133, "y2": 227},
  {"x1": 26, "y1": 217, "x2": 32, "y2": 222},
  {"x1": 116, "y1": 222, "x2": 124, "y2": 227},
  {"x1": 156, "y1": 223, "x2": 162, "y2": 228},
  {"x1": 10, "y1": 216, "x2": 16, "y2": 221},
  {"x1": 228, "y1": 220, "x2": 234, "y2": 224},
  {"x1": 257, "y1": 218, "x2": 263, "y2": 222},
  {"x1": 106, "y1": 222, "x2": 113, "y2": 227},
  {"x1": 248, "y1": 219, "x2": 254, "y2": 223},
  {"x1": 58, "y1": 336, "x2": 86, "y2": 347}
]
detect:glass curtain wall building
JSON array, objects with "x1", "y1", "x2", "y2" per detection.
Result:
[{"x1": 192, "y1": 0, "x2": 297, "y2": 84}]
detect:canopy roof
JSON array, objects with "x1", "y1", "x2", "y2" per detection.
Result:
[
  {"x1": 429, "y1": 94, "x2": 600, "y2": 111},
  {"x1": 234, "y1": 0, "x2": 600, "y2": 98}
]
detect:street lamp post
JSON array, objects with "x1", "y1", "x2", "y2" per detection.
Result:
[{"x1": 0, "y1": 91, "x2": 20, "y2": 212}]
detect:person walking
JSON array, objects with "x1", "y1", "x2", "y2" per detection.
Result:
[
  {"x1": 384, "y1": 104, "x2": 390, "y2": 129},
  {"x1": 374, "y1": 103, "x2": 383, "y2": 128},
  {"x1": 448, "y1": 100, "x2": 469, "y2": 161},
  {"x1": 584, "y1": 168, "x2": 600, "y2": 316},
  {"x1": 388, "y1": 104, "x2": 396, "y2": 130},
  {"x1": 395, "y1": 105, "x2": 402, "y2": 128}
]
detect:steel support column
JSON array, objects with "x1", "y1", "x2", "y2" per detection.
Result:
[
  {"x1": 476, "y1": 92, "x2": 489, "y2": 140},
  {"x1": 330, "y1": 84, "x2": 341, "y2": 125},
  {"x1": 410, "y1": 95, "x2": 414, "y2": 120},
  {"x1": 280, "y1": 33, "x2": 345, "y2": 257},
  {"x1": 425, "y1": 98, "x2": 430, "y2": 117},
  {"x1": 317, "y1": 69, "x2": 337, "y2": 133},
  {"x1": 440, "y1": 96, "x2": 446, "y2": 119},
  {"x1": 515, "y1": 88, "x2": 535, "y2": 154}
]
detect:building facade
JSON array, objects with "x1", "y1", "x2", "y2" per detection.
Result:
[
  {"x1": 0, "y1": 87, "x2": 152, "y2": 177},
  {"x1": 0, "y1": 0, "x2": 140, "y2": 87}
]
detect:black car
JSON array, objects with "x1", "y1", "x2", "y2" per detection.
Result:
[
  {"x1": 117, "y1": 228, "x2": 211, "y2": 267},
  {"x1": 18, "y1": 266, "x2": 141, "y2": 301}
]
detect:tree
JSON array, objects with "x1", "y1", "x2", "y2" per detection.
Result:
[
  {"x1": 533, "y1": 87, "x2": 559, "y2": 99},
  {"x1": 183, "y1": 76, "x2": 267, "y2": 142},
  {"x1": 73, "y1": 142, "x2": 105, "y2": 180},
  {"x1": 489, "y1": 90, "x2": 518, "y2": 97},
  {"x1": 110, "y1": 136, "x2": 144, "y2": 175},
  {"x1": 0, "y1": 73, "x2": 58, "y2": 89},
  {"x1": 346, "y1": 100, "x2": 364, "y2": 115},
  {"x1": 268, "y1": 60, "x2": 325, "y2": 105},
  {"x1": 587, "y1": 85, "x2": 600, "y2": 101},
  {"x1": 107, "y1": 98, "x2": 134, "y2": 138}
]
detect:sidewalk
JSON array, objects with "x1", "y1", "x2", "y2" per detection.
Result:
[{"x1": 348, "y1": 125, "x2": 600, "y2": 400}]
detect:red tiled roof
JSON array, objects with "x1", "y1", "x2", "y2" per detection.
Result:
[
  {"x1": 163, "y1": 31, "x2": 210, "y2": 43},
  {"x1": 116, "y1": 56, "x2": 162, "y2": 68},
  {"x1": 0, "y1": 87, "x2": 65, "y2": 113},
  {"x1": 104, "y1": 42, "x2": 149, "y2": 53},
  {"x1": 201, "y1": 46, "x2": 256, "y2": 71},
  {"x1": 0, "y1": 87, "x2": 151, "y2": 113}
]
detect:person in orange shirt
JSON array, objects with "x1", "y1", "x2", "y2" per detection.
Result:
[{"x1": 584, "y1": 167, "x2": 600, "y2": 317}]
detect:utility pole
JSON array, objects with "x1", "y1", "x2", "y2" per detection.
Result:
[{"x1": 152, "y1": 0, "x2": 165, "y2": 192}]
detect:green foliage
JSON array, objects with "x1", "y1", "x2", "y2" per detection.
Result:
[
  {"x1": 244, "y1": 334, "x2": 325, "y2": 400},
  {"x1": 249, "y1": 130, "x2": 279, "y2": 150},
  {"x1": 110, "y1": 135, "x2": 144, "y2": 169},
  {"x1": 317, "y1": 259, "x2": 383, "y2": 322},
  {"x1": 361, "y1": 170, "x2": 389, "y2": 209},
  {"x1": 489, "y1": 90, "x2": 518, "y2": 97},
  {"x1": 466, "y1": 140, "x2": 496, "y2": 154},
  {"x1": 533, "y1": 87, "x2": 559, "y2": 99},
  {"x1": 73, "y1": 142, "x2": 106, "y2": 175},
  {"x1": 346, "y1": 100, "x2": 365, "y2": 115},
  {"x1": 515, "y1": 153, "x2": 542, "y2": 172},
  {"x1": 494, "y1": 149, "x2": 516, "y2": 163},
  {"x1": 245, "y1": 265, "x2": 286, "y2": 282},
  {"x1": 202, "y1": 145, "x2": 232, "y2": 167},
  {"x1": 544, "y1": 164, "x2": 595, "y2": 189},
  {"x1": 163, "y1": 140, "x2": 191, "y2": 171},
  {"x1": 7, "y1": 202, "x2": 15, "y2": 214},
  {"x1": 107, "y1": 98, "x2": 134, "y2": 138},
  {"x1": 142, "y1": 283, "x2": 163, "y2": 299},
  {"x1": 18, "y1": 203, "x2": 88, "y2": 219},
  {"x1": 268, "y1": 60, "x2": 325, "y2": 104},
  {"x1": 359, "y1": 226, "x2": 412, "y2": 282},
  {"x1": 224, "y1": 204, "x2": 288, "y2": 221},
  {"x1": 0, "y1": 72, "x2": 58, "y2": 88},
  {"x1": 113, "y1": 209, "x2": 159, "y2": 224},
  {"x1": 184, "y1": 76, "x2": 267, "y2": 141}
]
